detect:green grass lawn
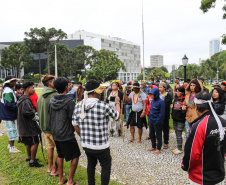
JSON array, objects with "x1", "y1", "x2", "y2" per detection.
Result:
[{"x1": 0, "y1": 135, "x2": 121, "y2": 185}]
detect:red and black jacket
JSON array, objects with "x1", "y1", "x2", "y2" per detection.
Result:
[{"x1": 181, "y1": 111, "x2": 226, "y2": 185}]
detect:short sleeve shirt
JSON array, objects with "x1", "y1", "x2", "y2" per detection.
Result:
[{"x1": 129, "y1": 91, "x2": 147, "y2": 112}]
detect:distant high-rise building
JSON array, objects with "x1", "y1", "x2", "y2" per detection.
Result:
[
  {"x1": 209, "y1": 38, "x2": 220, "y2": 57},
  {"x1": 150, "y1": 55, "x2": 163, "y2": 68},
  {"x1": 164, "y1": 64, "x2": 180, "y2": 73}
]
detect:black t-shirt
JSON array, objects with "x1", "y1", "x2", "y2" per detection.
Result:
[{"x1": 171, "y1": 97, "x2": 186, "y2": 122}]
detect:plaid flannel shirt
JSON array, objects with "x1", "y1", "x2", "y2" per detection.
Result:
[{"x1": 72, "y1": 99, "x2": 119, "y2": 150}]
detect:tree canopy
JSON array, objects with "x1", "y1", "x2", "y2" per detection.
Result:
[
  {"x1": 87, "y1": 49, "x2": 126, "y2": 82},
  {"x1": 24, "y1": 27, "x2": 67, "y2": 74},
  {"x1": 0, "y1": 42, "x2": 33, "y2": 78},
  {"x1": 200, "y1": 0, "x2": 226, "y2": 44},
  {"x1": 171, "y1": 50, "x2": 226, "y2": 81}
]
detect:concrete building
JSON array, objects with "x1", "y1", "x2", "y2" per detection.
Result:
[
  {"x1": 0, "y1": 44, "x2": 20, "y2": 80},
  {"x1": 0, "y1": 40, "x2": 83, "y2": 79},
  {"x1": 67, "y1": 30, "x2": 141, "y2": 82},
  {"x1": 209, "y1": 38, "x2": 220, "y2": 57},
  {"x1": 150, "y1": 55, "x2": 163, "y2": 68},
  {"x1": 164, "y1": 64, "x2": 180, "y2": 73}
]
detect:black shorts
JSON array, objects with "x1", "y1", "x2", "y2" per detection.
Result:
[
  {"x1": 21, "y1": 136, "x2": 39, "y2": 146},
  {"x1": 128, "y1": 111, "x2": 147, "y2": 129},
  {"x1": 55, "y1": 138, "x2": 81, "y2": 162}
]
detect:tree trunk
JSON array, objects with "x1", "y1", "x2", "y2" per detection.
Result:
[
  {"x1": 47, "y1": 46, "x2": 50, "y2": 74},
  {"x1": 38, "y1": 53, "x2": 42, "y2": 82},
  {"x1": 17, "y1": 66, "x2": 21, "y2": 79}
]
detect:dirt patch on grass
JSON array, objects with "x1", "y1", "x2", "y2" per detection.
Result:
[{"x1": 0, "y1": 175, "x2": 7, "y2": 184}]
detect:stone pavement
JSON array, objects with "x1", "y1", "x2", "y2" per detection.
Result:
[
  {"x1": 1, "y1": 123, "x2": 226, "y2": 185},
  {"x1": 76, "y1": 127, "x2": 226, "y2": 185}
]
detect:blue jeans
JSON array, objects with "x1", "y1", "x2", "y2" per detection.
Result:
[
  {"x1": 150, "y1": 122, "x2": 162, "y2": 150},
  {"x1": 185, "y1": 120, "x2": 192, "y2": 140},
  {"x1": 125, "y1": 104, "x2": 132, "y2": 122}
]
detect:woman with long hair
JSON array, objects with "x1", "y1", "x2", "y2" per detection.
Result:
[{"x1": 106, "y1": 80, "x2": 123, "y2": 136}]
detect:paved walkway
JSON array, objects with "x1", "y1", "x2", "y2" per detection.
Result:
[
  {"x1": 76, "y1": 127, "x2": 226, "y2": 185},
  {"x1": 1, "y1": 123, "x2": 226, "y2": 184}
]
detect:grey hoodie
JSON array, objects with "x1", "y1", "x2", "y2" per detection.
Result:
[{"x1": 48, "y1": 95, "x2": 75, "y2": 141}]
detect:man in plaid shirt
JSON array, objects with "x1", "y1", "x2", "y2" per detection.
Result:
[{"x1": 73, "y1": 79, "x2": 120, "y2": 185}]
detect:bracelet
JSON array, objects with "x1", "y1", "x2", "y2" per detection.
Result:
[
  {"x1": 115, "y1": 101, "x2": 120, "y2": 105},
  {"x1": 142, "y1": 111, "x2": 145, "y2": 113}
]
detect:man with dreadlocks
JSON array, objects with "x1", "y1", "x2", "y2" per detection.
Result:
[{"x1": 181, "y1": 92, "x2": 226, "y2": 185}]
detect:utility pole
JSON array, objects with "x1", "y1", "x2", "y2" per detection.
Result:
[{"x1": 55, "y1": 45, "x2": 58, "y2": 78}]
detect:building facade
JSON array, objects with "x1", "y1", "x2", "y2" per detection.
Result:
[
  {"x1": 150, "y1": 55, "x2": 163, "y2": 68},
  {"x1": 0, "y1": 40, "x2": 83, "y2": 79},
  {"x1": 67, "y1": 30, "x2": 141, "y2": 82},
  {"x1": 209, "y1": 38, "x2": 220, "y2": 57}
]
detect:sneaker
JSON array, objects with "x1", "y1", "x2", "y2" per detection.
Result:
[
  {"x1": 9, "y1": 146, "x2": 21, "y2": 153},
  {"x1": 172, "y1": 148, "x2": 182, "y2": 155},
  {"x1": 0, "y1": 133, "x2": 4, "y2": 136},
  {"x1": 29, "y1": 161, "x2": 44, "y2": 167}
]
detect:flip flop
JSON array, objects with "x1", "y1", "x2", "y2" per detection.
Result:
[
  {"x1": 145, "y1": 137, "x2": 151, "y2": 140},
  {"x1": 163, "y1": 145, "x2": 168, "y2": 149},
  {"x1": 72, "y1": 182, "x2": 79, "y2": 185},
  {"x1": 127, "y1": 140, "x2": 134, "y2": 143},
  {"x1": 153, "y1": 150, "x2": 161, "y2": 154},
  {"x1": 147, "y1": 148, "x2": 156, "y2": 151},
  {"x1": 58, "y1": 179, "x2": 68, "y2": 185},
  {"x1": 50, "y1": 173, "x2": 66, "y2": 177}
]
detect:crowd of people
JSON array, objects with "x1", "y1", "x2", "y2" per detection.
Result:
[{"x1": 0, "y1": 74, "x2": 226, "y2": 184}]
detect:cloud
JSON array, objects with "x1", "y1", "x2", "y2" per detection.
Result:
[{"x1": 0, "y1": 0, "x2": 225, "y2": 67}]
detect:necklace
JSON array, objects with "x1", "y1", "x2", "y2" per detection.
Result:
[
  {"x1": 133, "y1": 91, "x2": 140, "y2": 104},
  {"x1": 111, "y1": 90, "x2": 118, "y2": 96}
]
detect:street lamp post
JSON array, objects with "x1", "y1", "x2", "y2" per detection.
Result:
[
  {"x1": 217, "y1": 68, "x2": 219, "y2": 83},
  {"x1": 182, "y1": 54, "x2": 189, "y2": 82}
]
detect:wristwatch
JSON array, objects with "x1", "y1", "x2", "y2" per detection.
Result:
[{"x1": 115, "y1": 101, "x2": 120, "y2": 105}]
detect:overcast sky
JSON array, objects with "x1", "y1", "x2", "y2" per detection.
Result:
[{"x1": 0, "y1": 0, "x2": 225, "y2": 67}]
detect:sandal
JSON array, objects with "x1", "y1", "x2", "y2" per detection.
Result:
[
  {"x1": 147, "y1": 148, "x2": 156, "y2": 151},
  {"x1": 163, "y1": 144, "x2": 168, "y2": 149},
  {"x1": 127, "y1": 140, "x2": 134, "y2": 143},
  {"x1": 145, "y1": 137, "x2": 151, "y2": 140},
  {"x1": 72, "y1": 182, "x2": 79, "y2": 185},
  {"x1": 153, "y1": 150, "x2": 161, "y2": 154},
  {"x1": 58, "y1": 179, "x2": 68, "y2": 185}
]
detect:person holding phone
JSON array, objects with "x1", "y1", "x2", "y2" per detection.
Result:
[{"x1": 106, "y1": 80, "x2": 123, "y2": 137}]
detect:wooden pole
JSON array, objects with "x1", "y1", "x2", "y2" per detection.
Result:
[{"x1": 121, "y1": 97, "x2": 125, "y2": 142}]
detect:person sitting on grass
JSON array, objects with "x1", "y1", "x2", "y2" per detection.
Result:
[
  {"x1": 171, "y1": 87, "x2": 186, "y2": 155},
  {"x1": 49, "y1": 77, "x2": 80, "y2": 185},
  {"x1": 17, "y1": 81, "x2": 43, "y2": 167},
  {"x1": 147, "y1": 88, "x2": 165, "y2": 154}
]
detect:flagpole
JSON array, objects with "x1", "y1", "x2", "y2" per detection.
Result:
[
  {"x1": 55, "y1": 45, "x2": 58, "y2": 78},
  {"x1": 142, "y1": 0, "x2": 145, "y2": 81}
]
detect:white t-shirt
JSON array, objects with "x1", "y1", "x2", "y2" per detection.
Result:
[{"x1": 129, "y1": 91, "x2": 147, "y2": 112}]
